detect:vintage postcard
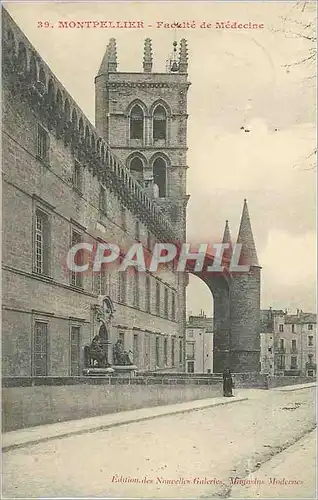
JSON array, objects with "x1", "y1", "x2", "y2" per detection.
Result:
[{"x1": 1, "y1": 0, "x2": 317, "y2": 498}]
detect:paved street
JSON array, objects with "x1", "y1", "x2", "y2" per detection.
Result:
[{"x1": 2, "y1": 386, "x2": 316, "y2": 499}]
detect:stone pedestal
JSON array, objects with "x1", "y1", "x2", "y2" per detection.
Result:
[
  {"x1": 83, "y1": 367, "x2": 115, "y2": 376},
  {"x1": 112, "y1": 365, "x2": 138, "y2": 377}
]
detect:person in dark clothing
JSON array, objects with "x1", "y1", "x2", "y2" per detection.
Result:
[{"x1": 223, "y1": 368, "x2": 234, "y2": 397}]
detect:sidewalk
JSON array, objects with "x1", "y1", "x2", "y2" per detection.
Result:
[
  {"x1": 270, "y1": 382, "x2": 316, "y2": 392},
  {"x1": 2, "y1": 395, "x2": 247, "y2": 452},
  {"x1": 229, "y1": 428, "x2": 317, "y2": 498},
  {"x1": 3, "y1": 382, "x2": 315, "y2": 453}
]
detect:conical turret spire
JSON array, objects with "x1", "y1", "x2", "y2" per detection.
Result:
[
  {"x1": 222, "y1": 220, "x2": 233, "y2": 263},
  {"x1": 236, "y1": 199, "x2": 259, "y2": 267},
  {"x1": 97, "y1": 45, "x2": 110, "y2": 76},
  {"x1": 143, "y1": 38, "x2": 153, "y2": 72},
  {"x1": 108, "y1": 38, "x2": 117, "y2": 72},
  {"x1": 222, "y1": 220, "x2": 232, "y2": 247},
  {"x1": 98, "y1": 38, "x2": 117, "y2": 75},
  {"x1": 179, "y1": 39, "x2": 188, "y2": 73}
]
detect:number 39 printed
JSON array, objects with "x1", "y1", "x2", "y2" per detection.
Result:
[{"x1": 37, "y1": 21, "x2": 52, "y2": 28}]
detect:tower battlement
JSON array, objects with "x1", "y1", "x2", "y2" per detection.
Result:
[
  {"x1": 95, "y1": 37, "x2": 191, "y2": 240},
  {"x1": 96, "y1": 37, "x2": 189, "y2": 76}
]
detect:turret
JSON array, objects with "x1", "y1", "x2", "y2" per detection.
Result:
[
  {"x1": 143, "y1": 38, "x2": 153, "y2": 73},
  {"x1": 222, "y1": 219, "x2": 233, "y2": 263},
  {"x1": 236, "y1": 199, "x2": 259, "y2": 267}
]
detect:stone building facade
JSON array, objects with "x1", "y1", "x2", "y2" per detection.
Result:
[
  {"x1": 186, "y1": 313, "x2": 214, "y2": 373},
  {"x1": 2, "y1": 9, "x2": 188, "y2": 376},
  {"x1": 260, "y1": 308, "x2": 317, "y2": 377}
]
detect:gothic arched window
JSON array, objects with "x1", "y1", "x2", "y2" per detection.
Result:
[
  {"x1": 129, "y1": 157, "x2": 144, "y2": 182},
  {"x1": 17, "y1": 42, "x2": 27, "y2": 72},
  {"x1": 153, "y1": 157, "x2": 167, "y2": 197},
  {"x1": 153, "y1": 105, "x2": 167, "y2": 140},
  {"x1": 130, "y1": 104, "x2": 144, "y2": 140}
]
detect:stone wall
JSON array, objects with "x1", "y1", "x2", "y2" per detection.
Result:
[
  {"x1": 233, "y1": 372, "x2": 316, "y2": 389},
  {"x1": 2, "y1": 377, "x2": 222, "y2": 431},
  {"x1": 2, "y1": 9, "x2": 185, "y2": 377}
]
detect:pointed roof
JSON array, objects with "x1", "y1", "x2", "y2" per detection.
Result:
[
  {"x1": 97, "y1": 38, "x2": 117, "y2": 76},
  {"x1": 222, "y1": 220, "x2": 233, "y2": 247},
  {"x1": 97, "y1": 45, "x2": 110, "y2": 76},
  {"x1": 237, "y1": 199, "x2": 260, "y2": 267},
  {"x1": 143, "y1": 38, "x2": 153, "y2": 72},
  {"x1": 221, "y1": 220, "x2": 233, "y2": 264}
]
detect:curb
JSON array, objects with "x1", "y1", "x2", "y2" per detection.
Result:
[
  {"x1": 271, "y1": 382, "x2": 316, "y2": 392},
  {"x1": 3, "y1": 396, "x2": 248, "y2": 452}
]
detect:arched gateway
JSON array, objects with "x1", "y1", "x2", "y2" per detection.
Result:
[{"x1": 187, "y1": 199, "x2": 261, "y2": 373}]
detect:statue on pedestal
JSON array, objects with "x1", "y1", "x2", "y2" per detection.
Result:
[
  {"x1": 113, "y1": 339, "x2": 133, "y2": 366},
  {"x1": 85, "y1": 296, "x2": 115, "y2": 369}
]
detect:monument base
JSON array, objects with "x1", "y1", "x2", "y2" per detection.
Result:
[
  {"x1": 83, "y1": 367, "x2": 115, "y2": 377},
  {"x1": 112, "y1": 365, "x2": 138, "y2": 377}
]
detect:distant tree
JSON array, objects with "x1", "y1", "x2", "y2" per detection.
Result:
[{"x1": 280, "y1": 1, "x2": 316, "y2": 169}]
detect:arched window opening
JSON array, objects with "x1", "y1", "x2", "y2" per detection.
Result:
[
  {"x1": 7, "y1": 29, "x2": 16, "y2": 57},
  {"x1": 153, "y1": 105, "x2": 167, "y2": 141},
  {"x1": 56, "y1": 90, "x2": 63, "y2": 114},
  {"x1": 78, "y1": 117, "x2": 84, "y2": 140},
  {"x1": 29, "y1": 54, "x2": 37, "y2": 81},
  {"x1": 153, "y1": 158, "x2": 167, "y2": 197},
  {"x1": 85, "y1": 126, "x2": 90, "y2": 149},
  {"x1": 129, "y1": 157, "x2": 143, "y2": 182},
  {"x1": 17, "y1": 42, "x2": 27, "y2": 72},
  {"x1": 71, "y1": 109, "x2": 78, "y2": 132},
  {"x1": 130, "y1": 104, "x2": 144, "y2": 140},
  {"x1": 64, "y1": 98, "x2": 70, "y2": 123},
  {"x1": 39, "y1": 67, "x2": 46, "y2": 86}
]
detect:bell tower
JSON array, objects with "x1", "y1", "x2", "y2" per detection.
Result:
[{"x1": 94, "y1": 37, "x2": 190, "y2": 240}]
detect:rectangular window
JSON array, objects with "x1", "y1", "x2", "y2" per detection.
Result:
[
  {"x1": 291, "y1": 339, "x2": 297, "y2": 352},
  {"x1": 290, "y1": 356, "x2": 297, "y2": 369},
  {"x1": 133, "y1": 271, "x2": 139, "y2": 308},
  {"x1": 99, "y1": 185, "x2": 107, "y2": 214},
  {"x1": 164, "y1": 288, "x2": 169, "y2": 318},
  {"x1": 171, "y1": 337, "x2": 176, "y2": 367},
  {"x1": 155, "y1": 337, "x2": 160, "y2": 367},
  {"x1": 279, "y1": 339, "x2": 284, "y2": 350},
  {"x1": 147, "y1": 232, "x2": 152, "y2": 251},
  {"x1": 172, "y1": 292, "x2": 176, "y2": 321},
  {"x1": 278, "y1": 354, "x2": 285, "y2": 370},
  {"x1": 164, "y1": 337, "x2": 168, "y2": 365},
  {"x1": 187, "y1": 361, "x2": 194, "y2": 373},
  {"x1": 145, "y1": 334, "x2": 150, "y2": 369},
  {"x1": 145, "y1": 275, "x2": 151, "y2": 313},
  {"x1": 186, "y1": 342, "x2": 195, "y2": 360},
  {"x1": 179, "y1": 339, "x2": 183, "y2": 364},
  {"x1": 133, "y1": 334, "x2": 139, "y2": 366},
  {"x1": 135, "y1": 220, "x2": 140, "y2": 240},
  {"x1": 73, "y1": 161, "x2": 82, "y2": 193},
  {"x1": 93, "y1": 271, "x2": 102, "y2": 295},
  {"x1": 121, "y1": 207, "x2": 126, "y2": 230},
  {"x1": 101, "y1": 268, "x2": 109, "y2": 296},
  {"x1": 156, "y1": 282, "x2": 160, "y2": 315},
  {"x1": 71, "y1": 230, "x2": 83, "y2": 288},
  {"x1": 34, "y1": 209, "x2": 49, "y2": 275},
  {"x1": 308, "y1": 324, "x2": 313, "y2": 330},
  {"x1": 279, "y1": 324, "x2": 284, "y2": 333},
  {"x1": 308, "y1": 336, "x2": 313, "y2": 346},
  {"x1": 70, "y1": 326, "x2": 80, "y2": 376},
  {"x1": 37, "y1": 124, "x2": 48, "y2": 161},
  {"x1": 291, "y1": 324, "x2": 295, "y2": 333},
  {"x1": 33, "y1": 321, "x2": 48, "y2": 376},
  {"x1": 119, "y1": 272, "x2": 126, "y2": 304}
]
